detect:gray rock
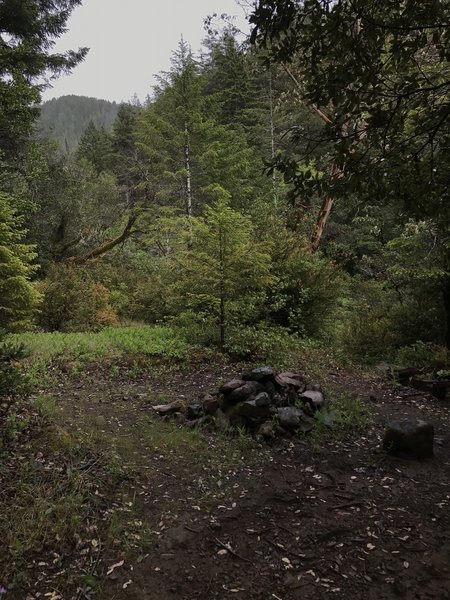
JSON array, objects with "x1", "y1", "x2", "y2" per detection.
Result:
[
  {"x1": 383, "y1": 419, "x2": 434, "y2": 459},
  {"x1": 219, "y1": 379, "x2": 246, "y2": 394},
  {"x1": 258, "y1": 420, "x2": 276, "y2": 439},
  {"x1": 227, "y1": 381, "x2": 263, "y2": 404},
  {"x1": 277, "y1": 406, "x2": 303, "y2": 430},
  {"x1": 153, "y1": 399, "x2": 185, "y2": 415},
  {"x1": 237, "y1": 399, "x2": 272, "y2": 419},
  {"x1": 254, "y1": 392, "x2": 271, "y2": 407},
  {"x1": 187, "y1": 402, "x2": 203, "y2": 420},
  {"x1": 242, "y1": 366, "x2": 275, "y2": 382},
  {"x1": 213, "y1": 409, "x2": 230, "y2": 431},
  {"x1": 299, "y1": 390, "x2": 327, "y2": 411},
  {"x1": 202, "y1": 395, "x2": 221, "y2": 415}
]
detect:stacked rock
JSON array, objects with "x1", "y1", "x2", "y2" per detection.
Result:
[{"x1": 153, "y1": 366, "x2": 330, "y2": 439}]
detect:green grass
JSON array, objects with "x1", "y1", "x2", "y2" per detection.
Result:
[
  {"x1": 9, "y1": 325, "x2": 190, "y2": 367},
  {"x1": 307, "y1": 392, "x2": 371, "y2": 447}
]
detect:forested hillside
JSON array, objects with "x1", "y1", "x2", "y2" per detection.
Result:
[{"x1": 38, "y1": 95, "x2": 119, "y2": 150}]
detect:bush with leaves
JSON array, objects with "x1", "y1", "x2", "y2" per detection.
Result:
[
  {"x1": 37, "y1": 264, "x2": 117, "y2": 332},
  {"x1": 0, "y1": 330, "x2": 30, "y2": 401},
  {"x1": 268, "y1": 230, "x2": 347, "y2": 339}
]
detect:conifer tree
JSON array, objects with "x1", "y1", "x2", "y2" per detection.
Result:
[
  {"x1": 172, "y1": 187, "x2": 274, "y2": 348},
  {"x1": 0, "y1": 193, "x2": 40, "y2": 329}
]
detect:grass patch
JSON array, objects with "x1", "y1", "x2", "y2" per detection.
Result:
[
  {"x1": 8, "y1": 326, "x2": 192, "y2": 385},
  {"x1": 10, "y1": 326, "x2": 189, "y2": 363},
  {"x1": 308, "y1": 392, "x2": 371, "y2": 446}
]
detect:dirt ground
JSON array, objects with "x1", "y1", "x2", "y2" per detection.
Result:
[{"x1": 3, "y1": 360, "x2": 450, "y2": 600}]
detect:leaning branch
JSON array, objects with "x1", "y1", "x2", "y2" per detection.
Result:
[{"x1": 70, "y1": 213, "x2": 141, "y2": 265}]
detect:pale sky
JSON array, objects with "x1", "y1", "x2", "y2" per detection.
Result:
[{"x1": 42, "y1": 0, "x2": 251, "y2": 103}]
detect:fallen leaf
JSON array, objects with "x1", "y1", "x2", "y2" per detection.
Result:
[{"x1": 107, "y1": 559, "x2": 124, "y2": 576}]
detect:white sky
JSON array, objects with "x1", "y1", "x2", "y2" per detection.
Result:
[{"x1": 42, "y1": 0, "x2": 251, "y2": 103}]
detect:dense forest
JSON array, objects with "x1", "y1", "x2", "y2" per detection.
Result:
[
  {"x1": 38, "y1": 95, "x2": 119, "y2": 150},
  {"x1": 2, "y1": 0, "x2": 449, "y2": 368},
  {"x1": 1, "y1": 2, "x2": 450, "y2": 599}
]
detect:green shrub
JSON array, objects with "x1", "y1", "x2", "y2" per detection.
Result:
[
  {"x1": 268, "y1": 233, "x2": 347, "y2": 340},
  {"x1": 37, "y1": 264, "x2": 117, "y2": 331},
  {"x1": 340, "y1": 279, "x2": 398, "y2": 363},
  {"x1": 394, "y1": 341, "x2": 449, "y2": 369},
  {"x1": 0, "y1": 331, "x2": 30, "y2": 400},
  {"x1": 0, "y1": 193, "x2": 41, "y2": 330}
]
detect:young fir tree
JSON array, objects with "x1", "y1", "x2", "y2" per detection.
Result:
[
  {"x1": 172, "y1": 187, "x2": 274, "y2": 349},
  {"x1": 0, "y1": 193, "x2": 40, "y2": 329}
]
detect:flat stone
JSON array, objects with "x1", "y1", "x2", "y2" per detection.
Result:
[
  {"x1": 299, "y1": 390, "x2": 326, "y2": 410},
  {"x1": 227, "y1": 381, "x2": 263, "y2": 404},
  {"x1": 153, "y1": 399, "x2": 185, "y2": 415},
  {"x1": 277, "y1": 406, "x2": 303, "y2": 430},
  {"x1": 383, "y1": 419, "x2": 434, "y2": 459},
  {"x1": 220, "y1": 379, "x2": 246, "y2": 394},
  {"x1": 242, "y1": 366, "x2": 275, "y2": 382},
  {"x1": 275, "y1": 373, "x2": 305, "y2": 389}
]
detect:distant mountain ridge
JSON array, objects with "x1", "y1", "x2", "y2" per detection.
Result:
[{"x1": 38, "y1": 95, "x2": 119, "y2": 150}]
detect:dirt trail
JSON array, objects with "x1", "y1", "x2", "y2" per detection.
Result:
[{"x1": 13, "y1": 363, "x2": 450, "y2": 599}]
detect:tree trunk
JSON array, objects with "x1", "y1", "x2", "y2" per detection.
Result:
[
  {"x1": 268, "y1": 72, "x2": 278, "y2": 206},
  {"x1": 219, "y1": 229, "x2": 225, "y2": 351},
  {"x1": 310, "y1": 163, "x2": 343, "y2": 252},
  {"x1": 310, "y1": 196, "x2": 334, "y2": 252},
  {"x1": 443, "y1": 276, "x2": 450, "y2": 349},
  {"x1": 184, "y1": 121, "x2": 192, "y2": 216}
]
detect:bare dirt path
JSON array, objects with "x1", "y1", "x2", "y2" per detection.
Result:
[{"x1": 5, "y1": 361, "x2": 450, "y2": 600}]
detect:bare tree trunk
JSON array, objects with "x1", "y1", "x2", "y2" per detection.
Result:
[
  {"x1": 269, "y1": 72, "x2": 278, "y2": 206},
  {"x1": 219, "y1": 228, "x2": 226, "y2": 351},
  {"x1": 310, "y1": 162, "x2": 343, "y2": 252},
  {"x1": 184, "y1": 120, "x2": 193, "y2": 242}
]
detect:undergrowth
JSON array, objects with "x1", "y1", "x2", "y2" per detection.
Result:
[{"x1": 308, "y1": 392, "x2": 371, "y2": 446}]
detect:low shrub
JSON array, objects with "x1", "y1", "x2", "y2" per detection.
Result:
[{"x1": 37, "y1": 264, "x2": 117, "y2": 332}]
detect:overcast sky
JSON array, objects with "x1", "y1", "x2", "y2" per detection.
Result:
[{"x1": 42, "y1": 0, "x2": 251, "y2": 103}]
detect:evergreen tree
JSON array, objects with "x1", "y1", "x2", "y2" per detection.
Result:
[
  {"x1": 172, "y1": 188, "x2": 274, "y2": 349},
  {"x1": 77, "y1": 121, "x2": 114, "y2": 174},
  {"x1": 0, "y1": 0, "x2": 87, "y2": 161},
  {"x1": 0, "y1": 193, "x2": 40, "y2": 329}
]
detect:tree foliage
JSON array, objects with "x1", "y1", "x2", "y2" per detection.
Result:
[
  {"x1": 0, "y1": 193, "x2": 40, "y2": 329},
  {"x1": 0, "y1": 0, "x2": 88, "y2": 160}
]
